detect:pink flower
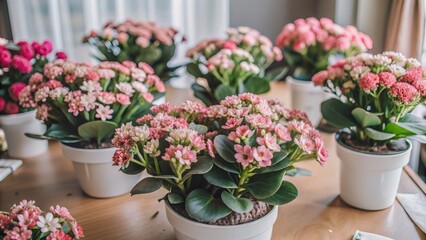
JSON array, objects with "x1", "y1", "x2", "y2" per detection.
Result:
[
  {"x1": 34, "y1": 40, "x2": 53, "y2": 56},
  {"x1": 136, "y1": 37, "x2": 150, "y2": 48},
  {"x1": 245, "y1": 114, "x2": 273, "y2": 129},
  {"x1": 112, "y1": 148, "x2": 131, "y2": 166},
  {"x1": 142, "y1": 92, "x2": 154, "y2": 103},
  {"x1": 55, "y1": 51, "x2": 67, "y2": 60},
  {"x1": 116, "y1": 93, "x2": 131, "y2": 105},
  {"x1": 46, "y1": 230, "x2": 72, "y2": 240},
  {"x1": 9, "y1": 82, "x2": 27, "y2": 101},
  {"x1": 163, "y1": 145, "x2": 197, "y2": 166},
  {"x1": 228, "y1": 125, "x2": 254, "y2": 142},
  {"x1": 98, "y1": 92, "x2": 116, "y2": 104},
  {"x1": 95, "y1": 105, "x2": 114, "y2": 121},
  {"x1": 85, "y1": 71, "x2": 100, "y2": 81},
  {"x1": 253, "y1": 145, "x2": 273, "y2": 167},
  {"x1": 275, "y1": 124, "x2": 291, "y2": 141},
  {"x1": 46, "y1": 80, "x2": 63, "y2": 89},
  {"x1": 315, "y1": 137, "x2": 328, "y2": 165},
  {"x1": 17, "y1": 41, "x2": 34, "y2": 60},
  {"x1": 336, "y1": 36, "x2": 350, "y2": 51},
  {"x1": 70, "y1": 221, "x2": 84, "y2": 239},
  {"x1": 0, "y1": 49, "x2": 12, "y2": 67},
  {"x1": 288, "y1": 120, "x2": 311, "y2": 134},
  {"x1": 412, "y1": 80, "x2": 426, "y2": 96},
  {"x1": 257, "y1": 133, "x2": 280, "y2": 152},
  {"x1": 234, "y1": 144, "x2": 254, "y2": 167},
  {"x1": 299, "y1": 31, "x2": 316, "y2": 45},
  {"x1": 49, "y1": 205, "x2": 75, "y2": 221},
  {"x1": 138, "y1": 62, "x2": 155, "y2": 75},
  {"x1": 122, "y1": 61, "x2": 136, "y2": 68},
  {"x1": 312, "y1": 70, "x2": 328, "y2": 85},
  {"x1": 360, "y1": 32, "x2": 373, "y2": 49},
  {"x1": 360, "y1": 72, "x2": 379, "y2": 92},
  {"x1": 155, "y1": 79, "x2": 166, "y2": 92},
  {"x1": 378, "y1": 72, "x2": 396, "y2": 87},
  {"x1": 17, "y1": 210, "x2": 38, "y2": 228},
  {"x1": 207, "y1": 139, "x2": 216, "y2": 157},
  {"x1": 322, "y1": 36, "x2": 336, "y2": 51},
  {"x1": 12, "y1": 55, "x2": 32, "y2": 73},
  {"x1": 116, "y1": 33, "x2": 129, "y2": 44},
  {"x1": 292, "y1": 40, "x2": 306, "y2": 52},
  {"x1": 223, "y1": 41, "x2": 237, "y2": 50},
  {"x1": 4, "y1": 102, "x2": 19, "y2": 114},
  {"x1": 222, "y1": 117, "x2": 243, "y2": 129},
  {"x1": 295, "y1": 133, "x2": 316, "y2": 154},
  {"x1": 389, "y1": 82, "x2": 419, "y2": 103},
  {"x1": 0, "y1": 96, "x2": 5, "y2": 111},
  {"x1": 401, "y1": 66, "x2": 423, "y2": 83},
  {"x1": 4, "y1": 226, "x2": 32, "y2": 240}
]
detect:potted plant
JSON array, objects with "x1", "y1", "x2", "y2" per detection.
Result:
[
  {"x1": 20, "y1": 60, "x2": 166, "y2": 198},
  {"x1": 113, "y1": 93, "x2": 327, "y2": 239},
  {"x1": 0, "y1": 38, "x2": 65, "y2": 158},
  {"x1": 0, "y1": 199, "x2": 84, "y2": 239},
  {"x1": 275, "y1": 17, "x2": 373, "y2": 126},
  {"x1": 83, "y1": 19, "x2": 185, "y2": 84},
  {"x1": 186, "y1": 27, "x2": 283, "y2": 106},
  {"x1": 313, "y1": 51, "x2": 426, "y2": 210}
]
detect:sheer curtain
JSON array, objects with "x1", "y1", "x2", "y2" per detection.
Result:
[{"x1": 7, "y1": 0, "x2": 229, "y2": 65}]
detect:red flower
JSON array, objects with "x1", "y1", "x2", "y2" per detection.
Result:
[
  {"x1": 11, "y1": 55, "x2": 32, "y2": 73},
  {"x1": 0, "y1": 49, "x2": 12, "y2": 67},
  {"x1": 9, "y1": 82, "x2": 27, "y2": 101},
  {"x1": 55, "y1": 51, "x2": 67, "y2": 60},
  {"x1": 17, "y1": 41, "x2": 34, "y2": 60},
  {"x1": 0, "y1": 97, "x2": 5, "y2": 111},
  {"x1": 4, "y1": 102, "x2": 19, "y2": 114}
]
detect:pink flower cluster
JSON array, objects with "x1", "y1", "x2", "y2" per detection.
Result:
[
  {"x1": 0, "y1": 200, "x2": 84, "y2": 240},
  {"x1": 84, "y1": 19, "x2": 181, "y2": 47},
  {"x1": 187, "y1": 26, "x2": 282, "y2": 70},
  {"x1": 207, "y1": 93, "x2": 328, "y2": 166},
  {"x1": 0, "y1": 39, "x2": 65, "y2": 115},
  {"x1": 19, "y1": 60, "x2": 165, "y2": 125},
  {"x1": 313, "y1": 51, "x2": 425, "y2": 106},
  {"x1": 276, "y1": 17, "x2": 373, "y2": 53}
]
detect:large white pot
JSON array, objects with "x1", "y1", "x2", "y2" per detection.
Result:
[
  {"x1": 336, "y1": 136, "x2": 412, "y2": 210},
  {"x1": 0, "y1": 110, "x2": 48, "y2": 158},
  {"x1": 61, "y1": 144, "x2": 141, "y2": 198},
  {"x1": 287, "y1": 76, "x2": 325, "y2": 127},
  {"x1": 165, "y1": 203, "x2": 278, "y2": 240}
]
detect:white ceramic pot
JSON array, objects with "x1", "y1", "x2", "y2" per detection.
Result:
[
  {"x1": 61, "y1": 144, "x2": 141, "y2": 198},
  {"x1": 287, "y1": 76, "x2": 325, "y2": 126},
  {"x1": 336, "y1": 136, "x2": 412, "y2": 210},
  {"x1": 165, "y1": 203, "x2": 278, "y2": 240},
  {"x1": 0, "y1": 110, "x2": 48, "y2": 158}
]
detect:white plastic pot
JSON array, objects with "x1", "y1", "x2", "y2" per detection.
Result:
[
  {"x1": 61, "y1": 144, "x2": 141, "y2": 198},
  {"x1": 287, "y1": 76, "x2": 325, "y2": 126},
  {"x1": 336, "y1": 135, "x2": 412, "y2": 210},
  {"x1": 165, "y1": 203, "x2": 278, "y2": 240},
  {"x1": 0, "y1": 110, "x2": 48, "y2": 158}
]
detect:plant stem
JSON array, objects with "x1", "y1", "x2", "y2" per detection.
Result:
[
  {"x1": 153, "y1": 157, "x2": 161, "y2": 175},
  {"x1": 234, "y1": 167, "x2": 250, "y2": 197}
]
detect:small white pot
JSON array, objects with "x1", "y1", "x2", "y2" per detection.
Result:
[
  {"x1": 287, "y1": 76, "x2": 325, "y2": 126},
  {"x1": 336, "y1": 136, "x2": 412, "y2": 210},
  {"x1": 61, "y1": 144, "x2": 141, "y2": 198},
  {"x1": 0, "y1": 110, "x2": 48, "y2": 158},
  {"x1": 165, "y1": 203, "x2": 278, "y2": 240}
]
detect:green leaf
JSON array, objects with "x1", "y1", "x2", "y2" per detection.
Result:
[
  {"x1": 192, "y1": 82, "x2": 216, "y2": 106},
  {"x1": 256, "y1": 155, "x2": 291, "y2": 174},
  {"x1": 189, "y1": 123, "x2": 208, "y2": 134},
  {"x1": 130, "y1": 177, "x2": 163, "y2": 195},
  {"x1": 187, "y1": 62, "x2": 204, "y2": 78},
  {"x1": 181, "y1": 156, "x2": 213, "y2": 182},
  {"x1": 61, "y1": 221, "x2": 71, "y2": 234},
  {"x1": 271, "y1": 150, "x2": 288, "y2": 165},
  {"x1": 321, "y1": 98, "x2": 356, "y2": 129},
  {"x1": 214, "y1": 84, "x2": 235, "y2": 101},
  {"x1": 244, "y1": 76, "x2": 271, "y2": 94},
  {"x1": 245, "y1": 170, "x2": 285, "y2": 199},
  {"x1": 221, "y1": 191, "x2": 253, "y2": 213},
  {"x1": 203, "y1": 166, "x2": 238, "y2": 188},
  {"x1": 77, "y1": 121, "x2": 117, "y2": 144},
  {"x1": 384, "y1": 122, "x2": 415, "y2": 135},
  {"x1": 212, "y1": 157, "x2": 239, "y2": 174},
  {"x1": 365, "y1": 128, "x2": 395, "y2": 141},
  {"x1": 265, "y1": 66, "x2": 288, "y2": 81},
  {"x1": 167, "y1": 192, "x2": 184, "y2": 204},
  {"x1": 394, "y1": 122, "x2": 426, "y2": 135},
  {"x1": 121, "y1": 161, "x2": 145, "y2": 175},
  {"x1": 185, "y1": 189, "x2": 232, "y2": 222},
  {"x1": 286, "y1": 167, "x2": 312, "y2": 177},
  {"x1": 260, "y1": 181, "x2": 298, "y2": 205},
  {"x1": 214, "y1": 135, "x2": 236, "y2": 163},
  {"x1": 351, "y1": 108, "x2": 382, "y2": 127}
]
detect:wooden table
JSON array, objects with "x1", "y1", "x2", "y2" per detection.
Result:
[{"x1": 1, "y1": 82, "x2": 425, "y2": 240}]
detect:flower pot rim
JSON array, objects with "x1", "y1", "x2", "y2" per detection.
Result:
[
  {"x1": 165, "y1": 201, "x2": 278, "y2": 229},
  {"x1": 335, "y1": 132, "x2": 412, "y2": 156},
  {"x1": 61, "y1": 142, "x2": 116, "y2": 153},
  {"x1": 0, "y1": 110, "x2": 35, "y2": 118}
]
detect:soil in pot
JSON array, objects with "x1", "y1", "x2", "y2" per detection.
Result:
[{"x1": 338, "y1": 131, "x2": 410, "y2": 154}]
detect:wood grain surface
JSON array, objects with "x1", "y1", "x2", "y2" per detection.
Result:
[{"x1": 0, "y1": 82, "x2": 425, "y2": 240}]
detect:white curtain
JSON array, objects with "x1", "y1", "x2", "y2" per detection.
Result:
[{"x1": 7, "y1": 0, "x2": 230, "y2": 64}]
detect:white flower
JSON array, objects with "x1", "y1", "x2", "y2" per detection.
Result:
[
  {"x1": 131, "y1": 81, "x2": 148, "y2": 94},
  {"x1": 0, "y1": 38, "x2": 8, "y2": 46},
  {"x1": 240, "y1": 61, "x2": 251, "y2": 72},
  {"x1": 80, "y1": 94, "x2": 97, "y2": 111},
  {"x1": 131, "y1": 125, "x2": 150, "y2": 142},
  {"x1": 130, "y1": 67, "x2": 146, "y2": 81},
  {"x1": 49, "y1": 87, "x2": 69, "y2": 100},
  {"x1": 80, "y1": 80, "x2": 101, "y2": 92},
  {"x1": 405, "y1": 58, "x2": 421, "y2": 68},
  {"x1": 388, "y1": 64, "x2": 406, "y2": 77},
  {"x1": 95, "y1": 105, "x2": 114, "y2": 121},
  {"x1": 36, "y1": 212, "x2": 61, "y2": 233},
  {"x1": 116, "y1": 82, "x2": 135, "y2": 96},
  {"x1": 350, "y1": 66, "x2": 370, "y2": 80},
  {"x1": 35, "y1": 86, "x2": 50, "y2": 102},
  {"x1": 249, "y1": 63, "x2": 260, "y2": 74}
]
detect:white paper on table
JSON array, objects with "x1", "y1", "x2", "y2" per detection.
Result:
[
  {"x1": 352, "y1": 230, "x2": 394, "y2": 240},
  {"x1": 397, "y1": 193, "x2": 426, "y2": 233},
  {"x1": 0, "y1": 159, "x2": 22, "y2": 182}
]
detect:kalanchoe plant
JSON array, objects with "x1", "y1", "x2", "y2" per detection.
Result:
[
  {"x1": 83, "y1": 19, "x2": 185, "y2": 82},
  {"x1": 0, "y1": 199, "x2": 84, "y2": 240},
  {"x1": 276, "y1": 17, "x2": 373, "y2": 80},
  {"x1": 19, "y1": 60, "x2": 165, "y2": 146},
  {"x1": 186, "y1": 27, "x2": 283, "y2": 106},
  {"x1": 0, "y1": 38, "x2": 66, "y2": 114},
  {"x1": 113, "y1": 93, "x2": 327, "y2": 223},
  {"x1": 313, "y1": 51, "x2": 426, "y2": 149}
]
